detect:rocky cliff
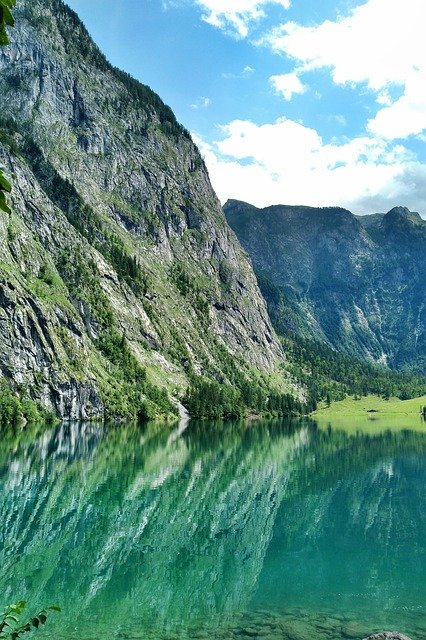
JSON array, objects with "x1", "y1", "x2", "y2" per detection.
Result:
[
  {"x1": 0, "y1": 0, "x2": 283, "y2": 419},
  {"x1": 224, "y1": 200, "x2": 426, "y2": 373}
]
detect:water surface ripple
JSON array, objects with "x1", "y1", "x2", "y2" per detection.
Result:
[{"x1": 1, "y1": 418, "x2": 425, "y2": 640}]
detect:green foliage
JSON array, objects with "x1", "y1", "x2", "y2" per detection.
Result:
[
  {"x1": 218, "y1": 260, "x2": 233, "y2": 291},
  {"x1": 169, "y1": 261, "x2": 208, "y2": 315},
  {"x1": 37, "y1": 262, "x2": 62, "y2": 288},
  {"x1": 0, "y1": 383, "x2": 20, "y2": 426},
  {"x1": 0, "y1": 381, "x2": 54, "y2": 428},
  {"x1": 170, "y1": 262, "x2": 192, "y2": 297},
  {"x1": 0, "y1": 0, "x2": 15, "y2": 214},
  {"x1": 0, "y1": 600, "x2": 60, "y2": 640},
  {"x1": 185, "y1": 364, "x2": 309, "y2": 420},
  {"x1": 266, "y1": 390, "x2": 304, "y2": 416},
  {"x1": 96, "y1": 328, "x2": 175, "y2": 420},
  {"x1": 182, "y1": 331, "x2": 310, "y2": 419},
  {"x1": 0, "y1": 0, "x2": 15, "y2": 46},
  {"x1": 184, "y1": 378, "x2": 244, "y2": 420},
  {"x1": 282, "y1": 335, "x2": 426, "y2": 408},
  {"x1": 0, "y1": 169, "x2": 11, "y2": 214}
]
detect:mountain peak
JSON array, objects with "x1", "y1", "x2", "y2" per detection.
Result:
[
  {"x1": 382, "y1": 206, "x2": 424, "y2": 230},
  {"x1": 387, "y1": 206, "x2": 411, "y2": 216}
]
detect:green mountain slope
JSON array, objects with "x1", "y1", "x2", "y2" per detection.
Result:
[
  {"x1": 0, "y1": 0, "x2": 290, "y2": 420},
  {"x1": 224, "y1": 200, "x2": 426, "y2": 374}
]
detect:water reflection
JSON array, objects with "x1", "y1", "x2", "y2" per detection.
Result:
[{"x1": 0, "y1": 419, "x2": 425, "y2": 639}]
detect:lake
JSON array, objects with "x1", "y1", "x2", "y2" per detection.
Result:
[{"x1": 0, "y1": 417, "x2": 425, "y2": 640}]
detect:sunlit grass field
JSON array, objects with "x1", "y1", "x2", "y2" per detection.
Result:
[{"x1": 313, "y1": 394, "x2": 426, "y2": 433}]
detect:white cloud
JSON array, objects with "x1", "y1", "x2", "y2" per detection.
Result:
[
  {"x1": 368, "y1": 69, "x2": 426, "y2": 139},
  {"x1": 189, "y1": 0, "x2": 426, "y2": 213},
  {"x1": 194, "y1": 118, "x2": 426, "y2": 215},
  {"x1": 264, "y1": 0, "x2": 424, "y2": 89},
  {"x1": 332, "y1": 114, "x2": 347, "y2": 126},
  {"x1": 196, "y1": 0, "x2": 291, "y2": 38},
  {"x1": 262, "y1": 0, "x2": 426, "y2": 139},
  {"x1": 270, "y1": 72, "x2": 306, "y2": 100},
  {"x1": 190, "y1": 96, "x2": 212, "y2": 109},
  {"x1": 376, "y1": 90, "x2": 392, "y2": 107},
  {"x1": 222, "y1": 65, "x2": 255, "y2": 79}
]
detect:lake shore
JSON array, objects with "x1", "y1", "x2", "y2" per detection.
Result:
[{"x1": 313, "y1": 394, "x2": 426, "y2": 432}]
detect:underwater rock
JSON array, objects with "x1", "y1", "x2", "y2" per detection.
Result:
[{"x1": 363, "y1": 633, "x2": 412, "y2": 640}]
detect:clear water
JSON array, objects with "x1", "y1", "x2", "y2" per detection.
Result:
[{"x1": 0, "y1": 418, "x2": 425, "y2": 640}]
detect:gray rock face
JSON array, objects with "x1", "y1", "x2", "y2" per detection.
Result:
[
  {"x1": 0, "y1": 0, "x2": 285, "y2": 417},
  {"x1": 0, "y1": 273, "x2": 101, "y2": 419},
  {"x1": 224, "y1": 199, "x2": 426, "y2": 372}
]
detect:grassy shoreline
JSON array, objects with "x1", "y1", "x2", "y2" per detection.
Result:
[
  {"x1": 314, "y1": 394, "x2": 426, "y2": 416},
  {"x1": 313, "y1": 394, "x2": 426, "y2": 433}
]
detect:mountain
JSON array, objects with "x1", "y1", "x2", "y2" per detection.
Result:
[
  {"x1": 224, "y1": 200, "x2": 426, "y2": 374},
  {"x1": 0, "y1": 0, "x2": 288, "y2": 420}
]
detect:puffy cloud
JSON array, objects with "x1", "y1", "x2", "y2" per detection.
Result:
[
  {"x1": 195, "y1": 0, "x2": 291, "y2": 38},
  {"x1": 270, "y1": 72, "x2": 306, "y2": 100},
  {"x1": 264, "y1": 0, "x2": 424, "y2": 89},
  {"x1": 194, "y1": 118, "x2": 426, "y2": 215},
  {"x1": 367, "y1": 69, "x2": 426, "y2": 139},
  {"x1": 262, "y1": 0, "x2": 426, "y2": 139}
]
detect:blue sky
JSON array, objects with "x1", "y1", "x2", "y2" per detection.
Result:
[{"x1": 65, "y1": 0, "x2": 426, "y2": 216}]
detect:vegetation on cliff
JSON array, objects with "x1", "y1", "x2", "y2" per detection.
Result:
[
  {"x1": 0, "y1": 381, "x2": 56, "y2": 428},
  {"x1": 184, "y1": 375, "x2": 309, "y2": 420},
  {"x1": 282, "y1": 336, "x2": 426, "y2": 408}
]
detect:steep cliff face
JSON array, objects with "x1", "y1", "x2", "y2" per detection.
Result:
[
  {"x1": 0, "y1": 0, "x2": 282, "y2": 418},
  {"x1": 224, "y1": 200, "x2": 426, "y2": 373}
]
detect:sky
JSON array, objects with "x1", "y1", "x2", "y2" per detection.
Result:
[{"x1": 65, "y1": 0, "x2": 426, "y2": 216}]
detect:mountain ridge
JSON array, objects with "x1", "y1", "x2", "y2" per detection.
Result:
[{"x1": 224, "y1": 199, "x2": 426, "y2": 374}]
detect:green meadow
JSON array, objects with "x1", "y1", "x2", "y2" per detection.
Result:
[{"x1": 313, "y1": 394, "x2": 426, "y2": 433}]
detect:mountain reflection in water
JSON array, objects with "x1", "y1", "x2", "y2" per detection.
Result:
[{"x1": 0, "y1": 419, "x2": 425, "y2": 640}]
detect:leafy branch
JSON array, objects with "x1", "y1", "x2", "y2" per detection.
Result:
[
  {"x1": 0, "y1": 0, "x2": 15, "y2": 46},
  {"x1": 0, "y1": 601, "x2": 61, "y2": 640},
  {"x1": 0, "y1": 0, "x2": 15, "y2": 213},
  {"x1": 0, "y1": 169, "x2": 11, "y2": 214}
]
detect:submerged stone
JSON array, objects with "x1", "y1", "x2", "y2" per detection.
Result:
[{"x1": 362, "y1": 633, "x2": 412, "y2": 640}]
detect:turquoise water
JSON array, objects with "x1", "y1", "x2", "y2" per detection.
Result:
[{"x1": 0, "y1": 419, "x2": 425, "y2": 640}]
